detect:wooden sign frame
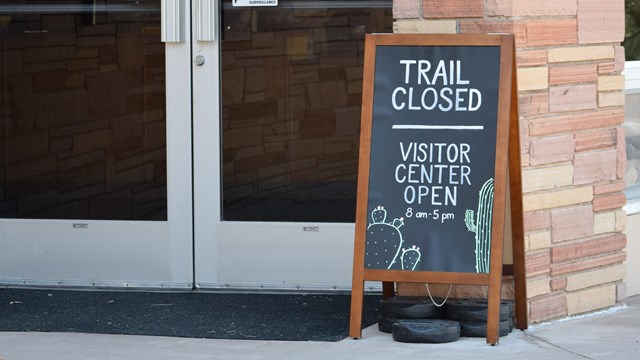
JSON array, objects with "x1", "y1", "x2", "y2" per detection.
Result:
[{"x1": 349, "y1": 34, "x2": 527, "y2": 345}]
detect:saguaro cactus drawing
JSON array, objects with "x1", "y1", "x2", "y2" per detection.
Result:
[{"x1": 464, "y1": 178, "x2": 495, "y2": 273}]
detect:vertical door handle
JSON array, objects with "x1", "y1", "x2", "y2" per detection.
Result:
[
  {"x1": 196, "y1": 0, "x2": 218, "y2": 42},
  {"x1": 161, "y1": 0, "x2": 186, "y2": 43}
]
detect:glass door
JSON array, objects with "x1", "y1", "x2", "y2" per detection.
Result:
[
  {"x1": 0, "y1": 0, "x2": 394, "y2": 291},
  {"x1": 0, "y1": 1, "x2": 193, "y2": 287},
  {"x1": 193, "y1": 0, "x2": 393, "y2": 290}
]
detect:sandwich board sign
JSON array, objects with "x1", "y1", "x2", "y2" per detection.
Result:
[{"x1": 349, "y1": 33, "x2": 527, "y2": 345}]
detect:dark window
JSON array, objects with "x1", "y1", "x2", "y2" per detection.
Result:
[
  {"x1": 221, "y1": 0, "x2": 393, "y2": 222},
  {"x1": 0, "y1": 1, "x2": 167, "y2": 220}
]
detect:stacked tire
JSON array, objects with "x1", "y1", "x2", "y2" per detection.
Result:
[
  {"x1": 377, "y1": 296, "x2": 514, "y2": 343},
  {"x1": 391, "y1": 319, "x2": 461, "y2": 343},
  {"x1": 442, "y1": 299, "x2": 513, "y2": 338},
  {"x1": 378, "y1": 296, "x2": 443, "y2": 333},
  {"x1": 378, "y1": 296, "x2": 460, "y2": 343}
]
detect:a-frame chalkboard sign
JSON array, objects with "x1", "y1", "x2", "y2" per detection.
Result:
[{"x1": 349, "y1": 34, "x2": 527, "y2": 345}]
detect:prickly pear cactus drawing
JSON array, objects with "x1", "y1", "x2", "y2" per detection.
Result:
[
  {"x1": 464, "y1": 178, "x2": 495, "y2": 273},
  {"x1": 366, "y1": 206, "x2": 421, "y2": 270},
  {"x1": 401, "y1": 245, "x2": 421, "y2": 270}
]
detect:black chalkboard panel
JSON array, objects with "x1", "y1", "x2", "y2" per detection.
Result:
[{"x1": 364, "y1": 45, "x2": 501, "y2": 274}]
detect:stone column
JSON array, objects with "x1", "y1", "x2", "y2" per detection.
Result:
[{"x1": 393, "y1": 0, "x2": 627, "y2": 324}]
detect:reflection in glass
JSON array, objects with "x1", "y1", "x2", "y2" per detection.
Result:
[
  {"x1": 0, "y1": 1, "x2": 167, "y2": 220},
  {"x1": 221, "y1": 0, "x2": 393, "y2": 222},
  {"x1": 624, "y1": 91, "x2": 640, "y2": 206},
  {"x1": 625, "y1": 0, "x2": 640, "y2": 61}
]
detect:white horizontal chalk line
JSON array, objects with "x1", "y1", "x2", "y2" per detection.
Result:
[{"x1": 392, "y1": 125, "x2": 484, "y2": 130}]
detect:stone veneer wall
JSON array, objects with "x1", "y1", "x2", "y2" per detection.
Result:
[{"x1": 393, "y1": 0, "x2": 628, "y2": 324}]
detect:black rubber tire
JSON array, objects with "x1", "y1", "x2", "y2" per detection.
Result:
[
  {"x1": 379, "y1": 296, "x2": 443, "y2": 319},
  {"x1": 443, "y1": 299, "x2": 510, "y2": 322},
  {"x1": 458, "y1": 319, "x2": 511, "y2": 338},
  {"x1": 392, "y1": 319, "x2": 460, "y2": 343},
  {"x1": 377, "y1": 316, "x2": 394, "y2": 333}
]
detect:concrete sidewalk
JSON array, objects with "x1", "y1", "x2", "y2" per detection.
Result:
[{"x1": 0, "y1": 295, "x2": 638, "y2": 360}]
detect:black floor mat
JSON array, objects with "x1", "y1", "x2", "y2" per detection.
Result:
[{"x1": 0, "y1": 288, "x2": 380, "y2": 342}]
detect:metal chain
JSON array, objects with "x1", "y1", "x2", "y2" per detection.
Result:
[{"x1": 425, "y1": 283, "x2": 453, "y2": 307}]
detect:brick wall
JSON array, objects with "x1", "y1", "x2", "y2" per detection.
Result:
[{"x1": 393, "y1": 0, "x2": 627, "y2": 323}]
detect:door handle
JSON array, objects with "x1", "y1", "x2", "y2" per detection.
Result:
[
  {"x1": 161, "y1": 0, "x2": 186, "y2": 43},
  {"x1": 196, "y1": 0, "x2": 217, "y2": 42}
]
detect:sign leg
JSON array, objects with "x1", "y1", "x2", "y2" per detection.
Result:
[
  {"x1": 485, "y1": 283, "x2": 501, "y2": 345},
  {"x1": 349, "y1": 278, "x2": 365, "y2": 339},
  {"x1": 382, "y1": 281, "x2": 395, "y2": 298},
  {"x1": 508, "y1": 45, "x2": 528, "y2": 330}
]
